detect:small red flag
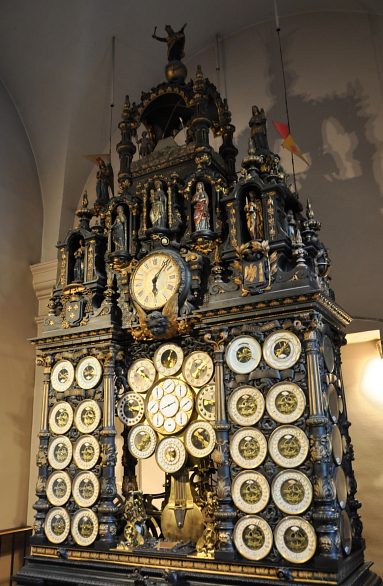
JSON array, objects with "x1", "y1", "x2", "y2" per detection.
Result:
[{"x1": 272, "y1": 120, "x2": 309, "y2": 165}]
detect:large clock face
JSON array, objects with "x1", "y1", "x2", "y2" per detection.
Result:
[
  {"x1": 131, "y1": 252, "x2": 181, "y2": 310},
  {"x1": 145, "y1": 377, "x2": 194, "y2": 435}
]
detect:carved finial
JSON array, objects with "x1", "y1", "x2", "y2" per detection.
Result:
[
  {"x1": 196, "y1": 64, "x2": 203, "y2": 79},
  {"x1": 307, "y1": 198, "x2": 314, "y2": 219}
]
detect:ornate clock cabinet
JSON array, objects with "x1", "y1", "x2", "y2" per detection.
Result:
[{"x1": 16, "y1": 26, "x2": 381, "y2": 586}]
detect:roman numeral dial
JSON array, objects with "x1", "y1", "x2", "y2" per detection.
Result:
[{"x1": 131, "y1": 252, "x2": 182, "y2": 310}]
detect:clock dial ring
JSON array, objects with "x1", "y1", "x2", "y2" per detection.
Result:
[
  {"x1": 263, "y1": 331, "x2": 301, "y2": 370},
  {"x1": 230, "y1": 428, "x2": 267, "y2": 469},
  {"x1": 184, "y1": 421, "x2": 216, "y2": 459},
  {"x1": 117, "y1": 392, "x2": 145, "y2": 426},
  {"x1": 233, "y1": 515, "x2": 273, "y2": 561},
  {"x1": 48, "y1": 436, "x2": 72, "y2": 470},
  {"x1": 228, "y1": 385, "x2": 265, "y2": 426},
  {"x1": 73, "y1": 435, "x2": 100, "y2": 470},
  {"x1": 225, "y1": 336, "x2": 262, "y2": 374},
  {"x1": 182, "y1": 351, "x2": 214, "y2": 388},
  {"x1": 51, "y1": 360, "x2": 74, "y2": 393},
  {"x1": 74, "y1": 399, "x2": 101, "y2": 434},
  {"x1": 232, "y1": 470, "x2": 270, "y2": 514},
  {"x1": 196, "y1": 384, "x2": 215, "y2": 421},
  {"x1": 131, "y1": 251, "x2": 187, "y2": 311},
  {"x1": 266, "y1": 382, "x2": 306, "y2": 424},
  {"x1": 268, "y1": 425, "x2": 309, "y2": 468},
  {"x1": 75, "y1": 356, "x2": 102, "y2": 390},
  {"x1": 145, "y1": 378, "x2": 194, "y2": 435},
  {"x1": 274, "y1": 517, "x2": 317, "y2": 564},
  {"x1": 44, "y1": 507, "x2": 70, "y2": 544},
  {"x1": 49, "y1": 401, "x2": 74, "y2": 435},
  {"x1": 46, "y1": 471, "x2": 71, "y2": 506},
  {"x1": 156, "y1": 437, "x2": 186, "y2": 473},
  {"x1": 71, "y1": 508, "x2": 99, "y2": 547},
  {"x1": 154, "y1": 343, "x2": 184, "y2": 376},
  {"x1": 127, "y1": 358, "x2": 156, "y2": 393},
  {"x1": 128, "y1": 424, "x2": 158, "y2": 459}
]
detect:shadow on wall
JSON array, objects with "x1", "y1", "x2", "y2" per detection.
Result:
[{"x1": 236, "y1": 30, "x2": 382, "y2": 321}]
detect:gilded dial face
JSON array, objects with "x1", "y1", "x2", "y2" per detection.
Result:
[
  {"x1": 184, "y1": 421, "x2": 216, "y2": 459},
  {"x1": 230, "y1": 428, "x2": 268, "y2": 469},
  {"x1": 117, "y1": 392, "x2": 145, "y2": 426},
  {"x1": 268, "y1": 425, "x2": 309, "y2": 468},
  {"x1": 128, "y1": 424, "x2": 158, "y2": 459},
  {"x1": 182, "y1": 351, "x2": 214, "y2": 388},
  {"x1": 228, "y1": 386, "x2": 265, "y2": 426},
  {"x1": 154, "y1": 343, "x2": 184, "y2": 376},
  {"x1": 232, "y1": 471, "x2": 270, "y2": 514},
  {"x1": 72, "y1": 471, "x2": 100, "y2": 508},
  {"x1": 274, "y1": 517, "x2": 317, "y2": 563},
  {"x1": 44, "y1": 507, "x2": 70, "y2": 544},
  {"x1": 127, "y1": 358, "x2": 156, "y2": 393},
  {"x1": 196, "y1": 384, "x2": 215, "y2": 421},
  {"x1": 71, "y1": 508, "x2": 99, "y2": 547},
  {"x1": 46, "y1": 471, "x2": 71, "y2": 506},
  {"x1": 271, "y1": 470, "x2": 313, "y2": 515},
  {"x1": 233, "y1": 516, "x2": 273, "y2": 561},
  {"x1": 49, "y1": 401, "x2": 73, "y2": 435},
  {"x1": 75, "y1": 356, "x2": 102, "y2": 390},
  {"x1": 74, "y1": 400, "x2": 101, "y2": 434},
  {"x1": 146, "y1": 378, "x2": 194, "y2": 435},
  {"x1": 156, "y1": 437, "x2": 186, "y2": 473},
  {"x1": 73, "y1": 435, "x2": 100, "y2": 470},
  {"x1": 266, "y1": 382, "x2": 306, "y2": 424},
  {"x1": 131, "y1": 252, "x2": 181, "y2": 310}
]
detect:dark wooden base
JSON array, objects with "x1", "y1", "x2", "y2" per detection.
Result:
[{"x1": 15, "y1": 546, "x2": 382, "y2": 586}]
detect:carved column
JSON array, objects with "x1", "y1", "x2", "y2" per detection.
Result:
[
  {"x1": 97, "y1": 348, "x2": 118, "y2": 548},
  {"x1": 304, "y1": 317, "x2": 340, "y2": 558},
  {"x1": 32, "y1": 354, "x2": 53, "y2": 543},
  {"x1": 204, "y1": 330, "x2": 236, "y2": 559}
]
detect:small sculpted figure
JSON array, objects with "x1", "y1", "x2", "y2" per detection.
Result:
[
  {"x1": 112, "y1": 206, "x2": 128, "y2": 252},
  {"x1": 152, "y1": 24, "x2": 187, "y2": 61},
  {"x1": 192, "y1": 182, "x2": 210, "y2": 232}
]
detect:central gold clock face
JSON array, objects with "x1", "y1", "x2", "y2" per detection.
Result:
[{"x1": 131, "y1": 252, "x2": 181, "y2": 310}]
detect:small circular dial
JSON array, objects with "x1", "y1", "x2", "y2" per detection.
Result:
[
  {"x1": 271, "y1": 470, "x2": 313, "y2": 515},
  {"x1": 51, "y1": 360, "x2": 74, "y2": 393},
  {"x1": 323, "y1": 335, "x2": 335, "y2": 373},
  {"x1": 154, "y1": 343, "x2": 184, "y2": 376},
  {"x1": 75, "y1": 356, "x2": 102, "y2": 390},
  {"x1": 233, "y1": 516, "x2": 273, "y2": 561},
  {"x1": 268, "y1": 425, "x2": 309, "y2": 468},
  {"x1": 232, "y1": 471, "x2": 270, "y2": 514},
  {"x1": 228, "y1": 386, "x2": 265, "y2": 426},
  {"x1": 230, "y1": 428, "x2": 267, "y2": 469},
  {"x1": 73, "y1": 435, "x2": 100, "y2": 470},
  {"x1": 263, "y1": 331, "x2": 301, "y2": 370},
  {"x1": 156, "y1": 437, "x2": 186, "y2": 473},
  {"x1": 185, "y1": 421, "x2": 216, "y2": 459},
  {"x1": 74, "y1": 400, "x2": 101, "y2": 434},
  {"x1": 146, "y1": 378, "x2": 194, "y2": 435},
  {"x1": 331, "y1": 424, "x2": 343, "y2": 465},
  {"x1": 274, "y1": 517, "x2": 317, "y2": 564},
  {"x1": 182, "y1": 352, "x2": 214, "y2": 388},
  {"x1": 44, "y1": 507, "x2": 70, "y2": 544},
  {"x1": 335, "y1": 466, "x2": 347, "y2": 509},
  {"x1": 196, "y1": 384, "x2": 215, "y2": 421},
  {"x1": 266, "y1": 382, "x2": 306, "y2": 424},
  {"x1": 128, "y1": 424, "x2": 158, "y2": 459},
  {"x1": 117, "y1": 393, "x2": 145, "y2": 426},
  {"x1": 225, "y1": 336, "x2": 262, "y2": 374},
  {"x1": 71, "y1": 508, "x2": 98, "y2": 547},
  {"x1": 127, "y1": 359, "x2": 156, "y2": 393},
  {"x1": 327, "y1": 384, "x2": 339, "y2": 423},
  {"x1": 131, "y1": 252, "x2": 182, "y2": 310},
  {"x1": 48, "y1": 436, "x2": 72, "y2": 470},
  {"x1": 49, "y1": 401, "x2": 73, "y2": 435},
  {"x1": 340, "y1": 510, "x2": 352, "y2": 555},
  {"x1": 72, "y1": 471, "x2": 100, "y2": 507},
  {"x1": 46, "y1": 471, "x2": 71, "y2": 506}
]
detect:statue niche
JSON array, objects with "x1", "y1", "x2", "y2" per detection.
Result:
[
  {"x1": 149, "y1": 180, "x2": 167, "y2": 230},
  {"x1": 108, "y1": 204, "x2": 129, "y2": 259},
  {"x1": 67, "y1": 234, "x2": 87, "y2": 285},
  {"x1": 244, "y1": 190, "x2": 264, "y2": 241},
  {"x1": 191, "y1": 181, "x2": 212, "y2": 235}
]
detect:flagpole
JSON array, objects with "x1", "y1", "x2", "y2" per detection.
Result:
[
  {"x1": 109, "y1": 36, "x2": 116, "y2": 158},
  {"x1": 273, "y1": 0, "x2": 297, "y2": 192}
]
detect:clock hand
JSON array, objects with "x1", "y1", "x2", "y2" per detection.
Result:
[
  {"x1": 137, "y1": 367, "x2": 149, "y2": 380},
  {"x1": 152, "y1": 259, "x2": 171, "y2": 288},
  {"x1": 275, "y1": 341, "x2": 289, "y2": 357}
]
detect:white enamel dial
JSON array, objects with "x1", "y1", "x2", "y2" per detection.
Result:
[
  {"x1": 131, "y1": 252, "x2": 181, "y2": 310},
  {"x1": 225, "y1": 336, "x2": 262, "y2": 374},
  {"x1": 44, "y1": 507, "x2": 70, "y2": 544},
  {"x1": 117, "y1": 392, "x2": 145, "y2": 426},
  {"x1": 233, "y1": 516, "x2": 273, "y2": 561},
  {"x1": 274, "y1": 517, "x2": 317, "y2": 564},
  {"x1": 196, "y1": 384, "x2": 215, "y2": 421},
  {"x1": 75, "y1": 356, "x2": 102, "y2": 390},
  {"x1": 51, "y1": 360, "x2": 74, "y2": 393},
  {"x1": 263, "y1": 330, "x2": 301, "y2": 370},
  {"x1": 145, "y1": 378, "x2": 194, "y2": 435},
  {"x1": 156, "y1": 437, "x2": 186, "y2": 473},
  {"x1": 128, "y1": 424, "x2": 158, "y2": 459}
]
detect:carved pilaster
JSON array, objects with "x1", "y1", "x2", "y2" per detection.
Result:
[
  {"x1": 304, "y1": 324, "x2": 340, "y2": 558},
  {"x1": 97, "y1": 349, "x2": 118, "y2": 548},
  {"x1": 204, "y1": 329, "x2": 236, "y2": 560},
  {"x1": 32, "y1": 355, "x2": 53, "y2": 543}
]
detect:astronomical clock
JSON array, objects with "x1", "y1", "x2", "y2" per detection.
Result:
[{"x1": 16, "y1": 24, "x2": 381, "y2": 586}]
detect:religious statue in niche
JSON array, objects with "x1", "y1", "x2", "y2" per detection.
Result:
[
  {"x1": 96, "y1": 157, "x2": 114, "y2": 205},
  {"x1": 111, "y1": 206, "x2": 128, "y2": 252},
  {"x1": 244, "y1": 191, "x2": 264, "y2": 240},
  {"x1": 73, "y1": 240, "x2": 85, "y2": 282},
  {"x1": 249, "y1": 105, "x2": 269, "y2": 152},
  {"x1": 152, "y1": 23, "x2": 187, "y2": 61},
  {"x1": 149, "y1": 180, "x2": 167, "y2": 228},
  {"x1": 192, "y1": 182, "x2": 210, "y2": 232},
  {"x1": 138, "y1": 131, "x2": 154, "y2": 158}
]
